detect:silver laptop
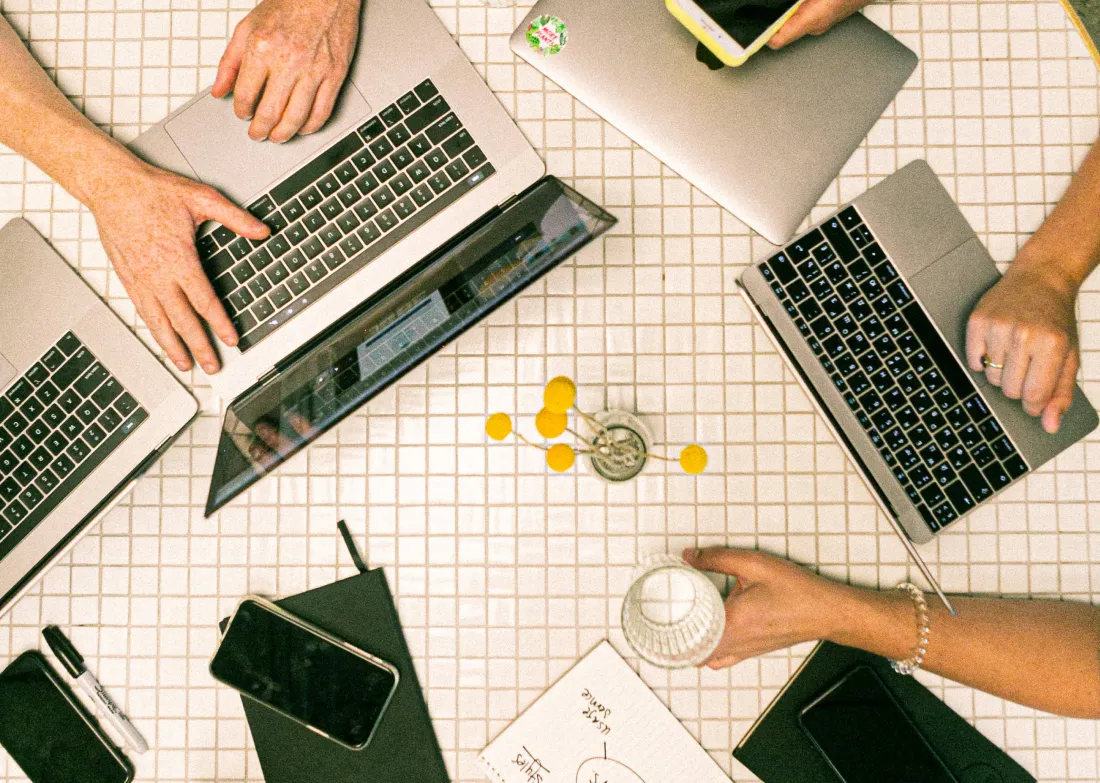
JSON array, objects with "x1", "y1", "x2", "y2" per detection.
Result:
[
  {"x1": 739, "y1": 161, "x2": 1098, "y2": 606},
  {"x1": 131, "y1": 0, "x2": 545, "y2": 404},
  {"x1": 509, "y1": 0, "x2": 917, "y2": 244},
  {"x1": 0, "y1": 219, "x2": 198, "y2": 615}
]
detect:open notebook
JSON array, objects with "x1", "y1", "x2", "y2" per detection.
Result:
[{"x1": 479, "y1": 641, "x2": 730, "y2": 783}]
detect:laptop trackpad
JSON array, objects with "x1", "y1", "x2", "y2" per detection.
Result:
[{"x1": 165, "y1": 84, "x2": 370, "y2": 204}]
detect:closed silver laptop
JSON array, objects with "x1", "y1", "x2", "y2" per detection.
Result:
[
  {"x1": 510, "y1": 0, "x2": 917, "y2": 244},
  {"x1": 0, "y1": 219, "x2": 197, "y2": 615},
  {"x1": 739, "y1": 161, "x2": 1098, "y2": 606},
  {"x1": 132, "y1": 0, "x2": 545, "y2": 403}
]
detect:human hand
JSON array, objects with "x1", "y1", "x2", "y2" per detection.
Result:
[
  {"x1": 246, "y1": 412, "x2": 317, "y2": 468},
  {"x1": 966, "y1": 250, "x2": 1080, "y2": 433},
  {"x1": 767, "y1": 0, "x2": 875, "y2": 49},
  {"x1": 683, "y1": 547, "x2": 854, "y2": 669},
  {"x1": 86, "y1": 155, "x2": 269, "y2": 374},
  {"x1": 211, "y1": 0, "x2": 362, "y2": 144}
]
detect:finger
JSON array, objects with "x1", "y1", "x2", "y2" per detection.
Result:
[
  {"x1": 965, "y1": 312, "x2": 991, "y2": 371},
  {"x1": 191, "y1": 187, "x2": 270, "y2": 240},
  {"x1": 269, "y1": 76, "x2": 322, "y2": 143},
  {"x1": 298, "y1": 75, "x2": 345, "y2": 137},
  {"x1": 704, "y1": 654, "x2": 742, "y2": 670},
  {"x1": 981, "y1": 326, "x2": 1011, "y2": 388},
  {"x1": 1020, "y1": 347, "x2": 1067, "y2": 417},
  {"x1": 181, "y1": 260, "x2": 238, "y2": 348},
  {"x1": 233, "y1": 54, "x2": 270, "y2": 121},
  {"x1": 287, "y1": 411, "x2": 315, "y2": 438},
  {"x1": 161, "y1": 286, "x2": 222, "y2": 374},
  {"x1": 1042, "y1": 353, "x2": 1079, "y2": 434},
  {"x1": 137, "y1": 290, "x2": 193, "y2": 372},
  {"x1": 683, "y1": 547, "x2": 764, "y2": 579},
  {"x1": 999, "y1": 337, "x2": 1031, "y2": 400},
  {"x1": 768, "y1": 0, "x2": 836, "y2": 48},
  {"x1": 212, "y1": 21, "x2": 250, "y2": 98},
  {"x1": 249, "y1": 72, "x2": 299, "y2": 141}
]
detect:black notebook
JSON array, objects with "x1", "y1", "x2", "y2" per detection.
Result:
[
  {"x1": 220, "y1": 569, "x2": 449, "y2": 783},
  {"x1": 734, "y1": 642, "x2": 1035, "y2": 783}
]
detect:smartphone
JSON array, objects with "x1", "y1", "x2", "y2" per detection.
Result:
[
  {"x1": 666, "y1": 0, "x2": 807, "y2": 66},
  {"x1": 799, "y1": 665, "x2": 959, "y2": 783},
  {"x1": 0, "y1": 651, "x2": 134, "y2": 783},
  {"x1": 210, "y1": 596, "x2": 399, "y2": 750}
]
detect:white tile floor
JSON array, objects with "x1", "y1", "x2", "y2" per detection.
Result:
[{"x1": 1, "y1": 0, "x2": 1100, "y2": 780}]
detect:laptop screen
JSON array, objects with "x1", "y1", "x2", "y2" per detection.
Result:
[{"x1": 205, "y1": 178, "x2": 616, "y2": 515}]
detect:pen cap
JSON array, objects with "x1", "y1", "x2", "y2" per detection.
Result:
[{"x1": 42, "y1": 625, "x2": 85, "y2": 678}]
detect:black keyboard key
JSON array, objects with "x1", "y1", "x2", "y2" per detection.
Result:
[
  {"x1": 991, "y1": 436, "x2": 1015, "y2": 459},
  {"x1": 66, "y1": 438, "x2": 90, "y2": 463},
  {"x1": 924, "y1": 409, "x2": 946, "y2": 433},
  {"x1": 0, "y1": 450, "x2": 15, "y2": 474},
  {"x1": 835, "y1": 352, "x2": 858, "y2": 376},
  {"x1": 871, "y1": 409, "x2": 896, "y2": 432},
  {"x1": 0, "y1": 477, "x2": 17, "y2": 502},
  {"x1": 355, "y1": 199, "x2": 379, "y2": 223},
  {"x1": 870, "y1": 369, "x2": 893, "y2": 394},
  {"x1": 797, "y1": 258, "x2": 821, "y2": 283},
  {"x1": 425, "y1": 147, "x2": 448, "y2": 171},
  {"x1": 413, "y1": 79, "x2": 439, "y2": 102},
  {"x1": 946, "y1": 445, "x2": 968, "y2": 469},
  {"x1": 285, "y1": 221, "x2": 309, "y2": 245},
  {"x1": 267, "y1": 234, "x2": 292, "y2": 258},
  {"x1": 320, "y1": 225, "x2": 343, "y2": 247},
  {"x1": 402, "y1": 95, "x2": 448, "y2": 135},
  {"x1": 6, "y1": 413, "x2": 27, "y2": 436},
  {"x1": 909, "y1": 464, "x2": 932, "y2": 487},
  {"x1": 60, "y1": 418, "x2": 82, "y2": 440},
  {"x1": 821, "y1": 335, "x2": 845, "y2": 359},
  {"x1": 368, "y1": 136, "x2": 394, "y2": 159},
  {"x1": 20, "y1": 397, "x2": 43, "y2": 422},
  {"x1": 442, "y1": 129, "x2": 474, "y2": 158},
  {"x1": 4, "y1": 500, "x2": 28, "y2": 525},
  {"x1": 410, "y1": 133, "x2": 432, "y2": 157},
  {"x1": 908, "y1": 425, "x2": 930, "y2": 449},
  {"x1": 896, "y1": 333, "x2": 919, "y2": 356},
  {"x1": 983, "y1": 462, "x2": 1011, "y2": 490},
  {"x1": 233, "y1": 311, "x2": 258, "y2": 336},
  {"x1": 41, "y1": 347, "x2": 66, "y2": 372},
  {"x1": 228, "y1": 236, "x2": 252, "y2": 261},
  {"x1": 411, "y1": 184, "x2": 434, "y2": 207},
  {"x1": 75, "y1": 401, "x2": 99, "y2": 425},
  {"x1": 114, "y1": 393, "x2": 137, "y2": 417},
  {"x1": 786, "y1": 279, "x2": 810, "y2": 303},
  {"x1": 282, "y1": 199, "x2": 305, "y2": 222},
  {"x1": 946, "y1": 405, "x2": 969, "y2": 430},
  {"x1": 960, "y1": 465, "x2": 992, "y2": 501},
  {"x1": 823, "y1": 261, "x2": 847, "y2": 284},
  {"x1": 322, "y1": 249, "x2": 345, "y2": 271},
  {"x1": 336, "y1": 211, "x2": 360, "y2": 234},
  {"x1": 318, "y1": 173, "x2": 341, "y2": 198},
  {"x1": 391, "y1": 145, "x2": 415, "y2": 169},
  {"x1": 6, "y1": 380, "x2": 32, "y2": 406},
  {"x1": 98, "y1": 408, "x2": 122, "y2": 433},
  {"x1": 428, "y1": 172, "x2": 451, "y2": 194},
  {"x1": 228, "y1": 288, "x2": 255, "y2": 312},
  {"x1": 921, "y1": 483, "x2": 946, "y2": 507},
  {"x1": 945, "y1": 481, "x2": 975, "y2": 515},
  {"x1": 876, "y1": 261, "x2": 899, "y2": 284},
  {"x1": 286, "y1": 273, "x2": 309, "y2": 296},
  {"x1": 896, "y1": 405, "x2": 917, "y2": 429},
  {"x1": 849, "y1": 259, "x2": 872, "y2": 282},
  {"x1": 972, "y1": 443, "x2": 994, "y2": 467},
  {"x1": 270, "y1": 285, "x2": 292, "y2": 309},
  {"x1": 797, "y1": 299, "x2": 822, "y2": 322},
  {"x1": 372, "y1": 186, "x2": 396, "y2": 209},
  {"x1": 320, "y1": 198, "x2": 343, "y2": 221},
  {"x1": 272, "y1": 132, "x2": 363, "y2": 204},
  {"x1": 863, "y1": 243, "x2": 884, "y2": 264},
  {"x1": 74, "y1": 363, "x2": 109, "y2": 397},
  {"x1": 334, "y1": 159, "x2": 358, "y2": 185},
  {"x1": 897, "y1": 371, "x2": 919, "y2": 395},
  {"x1": 965, "y1": 395, "x2": 991, "y2": 423},
  {"x1": 57, "y1": 332, "x2": 81, "y2": 356},
  {"x1": 248, "y1": 275, "x2": 273, "y2": 298},
  {"x1": 872, "y1": 334, "x2": 896, "y2": 358},
  {"x1": 822, "y1": 217, "x2": 859, "y2": 262},
  {"x1": 338, "y1": 234, "x2": 363, "y2": 258},
  {"x1": 872, "y1": 294, "x2": 896, "y2": 319},
  {"x1": 836, "y1": 280, "x2": 859, "y2": 303},
  {"x1": 444, "y1": 159, "x2": 469, "y2": 183},
  {"x1": 1006, "y1": 455, "x2": 1028, "y2": 478},
  {"x1": 267, "y1": 262, "x2": 290, "y2": 286},
  {"x1": 35, "y1": 469, "x2": 58, "y2": 494},
  {"x1": 50, "y1": 454, "x2": 74, "y2": 480},
  {"x1": 391, "y1": 173, "x2": 414, "y2": 197},
  {"x1": 898, "y1": 447, "x2": 920, "y2": 470},
  {"x1": 910, "y1": 391, "x2": 932, "y2": 414},
  {"x1": 83, "y1": 423, "x2": 106, "y2": 447},
  {"x1": 358, "y1": 117, "x2": 386, "y2": 141},
  {"x1": 26, "y1": 364, "x2": 49, "y2": 387},
  {"x1": 859, "y1": 390, "x2": 883, "y2": 413},
  {"x1": 285, "y1": 249, "x2": 309, "y2": 271},
  {"x1": 924, "y1": 369, "x2": 946, "y2": 394},
  {"x1": 351, "y1": 148, "x2": 376, "y2": 172},
  {"x1": 29, "y1": 447, "x2": 51, "y2": 470},
  {"x1": 19, "y1": 485, "x2": 43, "y2": 509},
  {"x1": 305, "y1": 261, "x2": 329, "y2": 284},
  {"x1": 885, "y1": 353, "x2": 908, "y2": 377},
  {"x1": 848, "y1": 297, "x2": 871, "y2": 321},
  {"x1": 888, "y1": 280, "x2": 913, "y2": 307},
  {"x1": 932, "y1": 462, "x2": 955, "y2": 487},
  {"x1": 848, "y1": 372, "x2": 870, "y2": 396},
  {"x1": 380, "y1": 104, "x2": 402, "y2": 127},
  {"x1": 398, "y1": 90, "x2": 421, "y2": 114},
  {"x1": 337, "y1": 184, "x2": 359, "y2": 208},
  {"x1": 900, "y1": 303, "x2": 972, "y2": 397},
  {"x1": 263, "y1": 211, "x2": 288, "y2": 235},
  {"x1": 408, "y1": 160, "x2": 431, "y2": 184},
  {"x1": 13, "y1": 461, "x2": 36, "y2": 486},
  {"x1": 376, "y1": 210, "x2": 399, "y2": 232},
  {"x1": 426, "y1": 113, "x2": 461, "y2": 145},
  {"x1": 357, "y1": 222, "x2": 381, "y2": 246},
  {"x1": 304, "y1": 209, "x2": 326, "y2": 233},
  {"x1": 356, "y1": 172, "x2": 380, "y2": 197},
  {"x1": 0, "y1": 427, "x2": 9, "y2": 452},
  {"x1": 27, "y1": 420, "x2": 49, "y2": 444},
  {"x1": 231, "y1": 261, "x2": 255, "y2": 285}
]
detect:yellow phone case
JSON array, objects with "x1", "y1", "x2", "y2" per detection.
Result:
[{"x1": 665, "y1": 0, "x2": 806, "y2": 66}]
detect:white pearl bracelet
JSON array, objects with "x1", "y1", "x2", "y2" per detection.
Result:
[{"x1": 890, "y1": 582, "x2": 930, "y2": 676}]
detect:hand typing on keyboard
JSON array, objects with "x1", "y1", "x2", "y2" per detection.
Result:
[
  {"x1": 965, "y1": 138, "x2": 1100, "y2": 434},
  {"x1": 211, "y1": 0, "x2": 362, "y2": 144},
  {"x1": 86, "y1": 159, "x2": 270, "y2": 374},
  {"x1": 766, "y1": 0, "x2": 874, "y2": 50}
]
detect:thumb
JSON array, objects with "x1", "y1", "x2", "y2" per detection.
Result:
[
  {"x1": 683, "y1": 546, "x2": 766, "y2": 580},
  {"x1": 1042, "y1": 351, "x2": 1079, "y2": 433},
  {"x1": 191, "y1": 186, "x2": 270, "y2": 240}
]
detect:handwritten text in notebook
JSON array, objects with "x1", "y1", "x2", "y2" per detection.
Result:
[{"x1": 478, "y1": 641, "x2": 731, "y2": 783}]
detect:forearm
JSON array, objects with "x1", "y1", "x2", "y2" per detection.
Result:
[
  {"x1": 0, "y1": 16, "x2": 138, "y2": 206},
  {"x1": 828, "y1": 588, "x2": 1100, "y2": 718},
  {"x1": 1015, "y1": 137, "x2": 1100, "y2": 288}
]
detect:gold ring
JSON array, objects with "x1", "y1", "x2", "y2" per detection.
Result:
[{"x1": 981, "y1": 355, "x2": 1004, "y2": 370}]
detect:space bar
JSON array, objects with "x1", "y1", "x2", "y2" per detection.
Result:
[{"x1": 0, "y1": 409, "x2": 148, "y2": 561}]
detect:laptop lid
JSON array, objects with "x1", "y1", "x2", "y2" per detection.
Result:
[
  {"x1": 510, "y1": 2, "x2": 917, "y2": 244},
  {"x1": 205, "y1": 177, "x2": 616, "y2": 515}
]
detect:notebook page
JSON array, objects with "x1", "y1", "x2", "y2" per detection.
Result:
[{"x1": 478, "y1": 641, "x2": 731, "y2": 783}]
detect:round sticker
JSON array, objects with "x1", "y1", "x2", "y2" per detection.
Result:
[{"x1": 526, "y1": 15, "x2": 568, "y2": 56}]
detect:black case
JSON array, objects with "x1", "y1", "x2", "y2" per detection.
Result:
[{"x1": 733, "y1": 642, "x2": 1036, "y2": 783}]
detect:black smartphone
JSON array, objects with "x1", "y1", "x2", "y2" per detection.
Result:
[
  {"x1": 209, "y1": 596, "x2": 400, "y2": 750},
  {"x1": 0, "y1": 650, "x2": 134, "y2": 783},
  {"x1": 799, "y1": 665, "x2": 959, "y2": 783}
]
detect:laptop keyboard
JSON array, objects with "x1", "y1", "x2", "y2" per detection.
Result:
[
  {"x1": 760, "y1": 207, "x2": 1029, "y2": 533},
  {"x1": 198, "y1": 79, "x2": 497, "y2": 351},
  {"x1": 0, "y1": 333, "x2": 148, "y2": 559}
]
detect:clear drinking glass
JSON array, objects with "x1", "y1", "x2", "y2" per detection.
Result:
[{"x1": 621, "y1": 554, "x2": 726, "y2": 668}]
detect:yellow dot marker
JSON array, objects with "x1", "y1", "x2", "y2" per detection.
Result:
[
  {"x1": 535, "y1": 408, "x2": 567, "y2": 438},
  {"x1": 679, "y1": 444, "x2": 708, "y2": 475},
  {"x1": 485, "y1": 413, "x2": 513, "y2": 441},
  {"x1": 543, "y1": 376, "x2": 577, "y2": 414},
  {"x1": 546, "y1": 443, "x2": 576, "y2": 472}
]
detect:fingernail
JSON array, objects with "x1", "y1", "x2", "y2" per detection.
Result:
[
  {"x1": 224, "y1": 335, "x2": 238, "y2": 347},
  {"x1": 176, "y1": 360, "x2": 189, "y2": 371},
  {"x1": 203, "y1": 363, "x2": 218, "y2": 374}
]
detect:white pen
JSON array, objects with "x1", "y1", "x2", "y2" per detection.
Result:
[{"x1": 43, "y1": 625, "x2": 148, "y2": 754}]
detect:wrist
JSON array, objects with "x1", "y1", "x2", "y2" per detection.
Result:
[
  {"x1": 823, "y1": 585, "x2": 917, "y2": 660},
  {"x1": 72, "y1": 139, "x2": 148, "y2": 213},
  {"x1": 1012, "y1": 237, "x2": 1092, "y2": 296}
]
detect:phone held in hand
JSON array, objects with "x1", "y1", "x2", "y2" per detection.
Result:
[
  {"x1": 665, "y1": 0, "x2": 807, "y2": 66},
  {"x1": 210, "y1": 596, "x2": 400, "y2": 750},
  {"x1": 0, "y1": 651, "x2": 135, "y2": 783}
]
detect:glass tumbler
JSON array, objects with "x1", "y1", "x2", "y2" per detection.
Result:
[{"x1": 621, "y1": 554, "x2": 726, "y2": 668}]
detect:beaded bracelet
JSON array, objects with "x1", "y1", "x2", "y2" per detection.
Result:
[{"x1": 890, "y1": 582, "x2": 930, "y2": 676}]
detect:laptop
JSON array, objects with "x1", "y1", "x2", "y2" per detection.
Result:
[
  {"x1": 203, "y1": 177, "x2": 615, "y2": 514},
  {"x1": 739, "y1": 161, "x2": 1098, "y2": 604},
  {"x1": 510, "y1": 0, "x2": 918, "y2": 245},
  {"x1": 0, "y1": 219, "x2": 198, "y2": 615},
  {"x1": 131, "y1": 0, "x2": 547, "y2": 404}
]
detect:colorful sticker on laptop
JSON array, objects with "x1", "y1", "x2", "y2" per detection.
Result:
[{"x1": 526, "y1": 15, "x2": 567, "y2": 56}]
